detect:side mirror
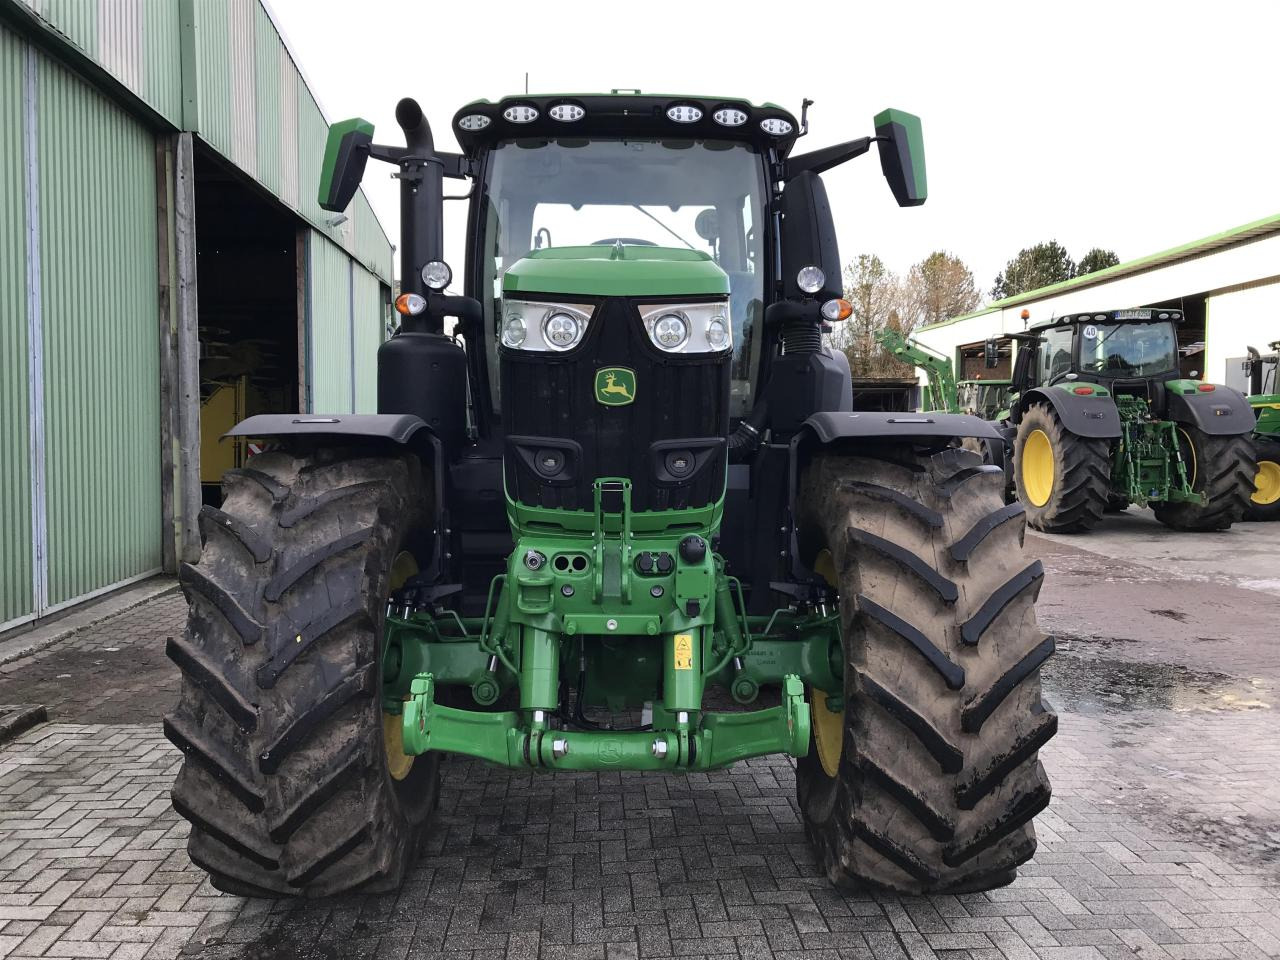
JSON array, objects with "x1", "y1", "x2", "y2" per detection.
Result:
[
  {"x1": 984, "y1": 338, "x2": 1000, "y2": 369},
  {"x1": 778, "y1": 171, "x2": 842, "y2": 302},
  {"x1": 874, "y1": 108, "x2": 927, "y2": 207},
  {"x1": 319, "y1": 118, "x2": 374, "y2": 213}
]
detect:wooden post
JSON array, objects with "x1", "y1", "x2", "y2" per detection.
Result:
[
  {"x1": 155, "y1": 136, "x2": 179, "y2": 574},
  {"x1": 174, "y1": 132, "x2": 202, "y2": 563}
]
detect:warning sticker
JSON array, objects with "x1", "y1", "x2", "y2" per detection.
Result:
[{"x1": 673, "y1": 633, "x2": 694, "y2": 671}]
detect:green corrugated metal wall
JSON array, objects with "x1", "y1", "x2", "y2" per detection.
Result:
[
  {"x1": 37, "y1": 50, "x2": 161, "y2": 607},
  {"x1": 14, "y1": 0, "x2": 183, "y2": 124},
  {"x1": 353, "y1": 266, "x2": 385, "y2": 413},
  {"x1": 0, "y1": 26, "x2": 33, "y2": 627},
  {"x1": 308, "y1": 231, "x2": 354, "y2": 413}
]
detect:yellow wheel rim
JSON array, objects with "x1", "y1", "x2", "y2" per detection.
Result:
[
  {"x1": 383, "y1": 550, "x2": 418, "y2": 782},
  {"x1": 1253, "y1": 459, "x2": 1280, "y2": 505},
  {"x1": 1021, "y1": 429, "x2": 1054, "y2": 507},
  {"x1": 810, "y1": 549, "x2": 843, "y2": 778}
]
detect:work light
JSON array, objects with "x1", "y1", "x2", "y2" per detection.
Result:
[
  {"x1": 797, "y1": 265, "x2": 825, "y2": 294},
  {"x1": 421, "y1": 260, "x2": 451, "y2": 290}
]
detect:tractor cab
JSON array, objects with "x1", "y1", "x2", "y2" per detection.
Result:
[{"x1": 1017, "y1": 308, "x2": 1182, "y2": 394}]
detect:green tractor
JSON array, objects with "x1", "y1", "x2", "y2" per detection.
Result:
[
  {"x1": 165, "y1": 92, "x2": 1056, "y2": 898},
  {"x1": 1244, "y1": 340, "x2": 1280, "y2": 520},
  {"x1": 992, "y1": 309, "x2": 1257, "y2": 532}
]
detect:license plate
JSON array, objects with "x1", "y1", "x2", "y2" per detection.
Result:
[{"x1": 1114, "y1": 309, "x2": 1152, "y2": 320}]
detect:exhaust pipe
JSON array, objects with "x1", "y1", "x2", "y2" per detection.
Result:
[{"x1": 394, "y1": 97, "x2": 444, "y2": 330}]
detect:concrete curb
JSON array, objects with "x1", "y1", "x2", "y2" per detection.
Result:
[
  {"x1": 0, "y1": 577, "x2": 181, "y2": 667},
  {"x1": 0, "y1": 704, "x2": 48, "y2": 744}
]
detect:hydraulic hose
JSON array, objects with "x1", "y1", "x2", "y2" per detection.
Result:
[{"x1": 728, "y1": 398, "x2": 769, "y2": 463}]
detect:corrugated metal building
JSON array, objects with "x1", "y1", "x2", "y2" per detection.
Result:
[
  {"x1": 0, "y1": 0, "x2": 394, "y2": 632},
  {"x1": 914, "y1": 215, "x2": 1280, "y2": 398}
]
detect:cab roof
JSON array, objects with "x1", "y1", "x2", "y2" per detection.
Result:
[
  {"x1": 1029, "y1": 307, "x2": 1183, "y2": 330},
  {"x1": 452, "y1": 91, "x2": 800, "y2": 158}
]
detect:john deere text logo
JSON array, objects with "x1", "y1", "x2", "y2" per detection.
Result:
[{"x1": 594, "y1": 367, "x2": 636, "y2": 406}]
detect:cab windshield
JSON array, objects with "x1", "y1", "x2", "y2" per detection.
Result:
[
  {"x1": 1079, "y1": 320, "x2": 1178, "y2": 377},
  {"x1": 478, "y1": 138, "x2": 767, "y2": 415}
]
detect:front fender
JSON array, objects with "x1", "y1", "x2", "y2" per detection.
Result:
[
  {"x1": 1163, "y1": 382, "x2": 1257, "y2": 437},
  {"x1": 1016, "y1": 387, "x2": 1121, "y2": 439},
  {"x1": 800, "y1": 410, "x2": 1000, "y2": 444},
  {"x1": 225, "y1": 412, "x2": 433, "y2": 447}
]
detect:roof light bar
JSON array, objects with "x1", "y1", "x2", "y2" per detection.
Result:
[
  {"x1": 666, "y1": 104, "x2": 703, "y2": 123},
  {"x1": 548, "y1": 103, "x2": 585, "y2": 122},
  {"x1": 503, "y1": 104, "x2": 539, "y2": 123}
]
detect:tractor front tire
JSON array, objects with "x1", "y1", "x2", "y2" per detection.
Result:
[
  {"x1": 1243, "y1": 435, "x2": 1280, "y2": 522},
  {"x1": 165, "y1": 448, "x2": 440, "y2": 898},
  {"x1": 1153, "y1": 426, "x2": 1256, "y2": 531},
  {"x1": 796, "y1": 446, "x2": 1056, "y2": 894},
  {"x1": 1013, "y1": 403, "x2": 1110, "y2": 532}
]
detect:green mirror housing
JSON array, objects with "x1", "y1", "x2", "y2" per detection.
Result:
[
  {"x1": 318, "y1": 117, "x2": 374, "y2": 212},
  {"x1": 873, "y1": 108, "x2": 927, "y2": 207}
]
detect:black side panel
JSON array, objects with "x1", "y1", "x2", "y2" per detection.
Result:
[
  {"x1": 1165, "y1": 386, "x2": 1257, "y2": 436},
  {"x1": 501, "y1": 298, "x2": 730, "y2": 512},
  {"x1": 1017, "y1": 388, "x2": 1122, "y2": 439},
  {"x1": 778, "y1": 171, "x2": 842, "y2": 302},
  {"x1": 378, "y1": 333, "x2": 469, "y2": 458}
]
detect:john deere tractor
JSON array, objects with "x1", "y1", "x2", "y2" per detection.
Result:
[
  {"x1": 1244, "y1": 340, "x2": 1280, "y2": 520},
  {"x1": 998, "y1": 309, "x2": 1257, "y2": 532},
  {"x1": 165, "y1": 92, "x2": 1056, "y2": 898}
]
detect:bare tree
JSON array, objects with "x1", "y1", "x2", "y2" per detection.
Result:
[{"x1": 904, "y1": 251, "x2": 980, "y2": 330}]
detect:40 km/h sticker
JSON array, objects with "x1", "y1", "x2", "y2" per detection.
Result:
[{"x1": 673, "y1": 633, "x2": 693, "y2": 671}]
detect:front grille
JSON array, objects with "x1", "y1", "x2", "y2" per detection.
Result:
[{"x1": 501, "y1": 297, "x2": 729, "y2": 512}]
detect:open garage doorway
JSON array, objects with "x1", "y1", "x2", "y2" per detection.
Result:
[
  {"x1": 1148, "y1": 294, "x2": 1207, "y2": 379},
  {"x1": 194, "y1": 147, "x2": 302, "y2": 506}
]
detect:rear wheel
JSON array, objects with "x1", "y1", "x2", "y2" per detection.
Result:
[
  {"x1": 1244, "y1": 435, "x2": 1280, "y2": 521},
  {"x1": 796, "y1": 446, "x2": 1056, "y2": 894},
  {"x1": 165, "y1": 448, "x2": 440, "y2": 897},
  {"x1": 1013, "y1": 403, "x2": 1110, "y2": 532},
  {"x1": 1153, "y1": 426, "x2": 1256, "y2": 531}
]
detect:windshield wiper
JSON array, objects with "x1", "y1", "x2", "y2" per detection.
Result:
[{"x1": 630, "y1": 205, "x2": 696, "y2": 250}]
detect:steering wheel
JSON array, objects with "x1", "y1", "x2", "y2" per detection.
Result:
[{"x1": 591, "y1": 237, "x2": 658, "y2": 246}]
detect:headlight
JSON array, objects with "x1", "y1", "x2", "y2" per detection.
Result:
[
  {"x1": 639, "y1": 301, "x2": 732, "y2": 353},
  {"x1": 501, "y1": 314, "x2": 527, "y2": 348},
  {"x1": 652, "y1": 314, "x2": 690, "y2": 351},
  {"x1": 501, "y1": 300, "x2": 593, "y2": 352},
  {"x1": 543, "y1": 312, "x2": 582, "y2": 351}
]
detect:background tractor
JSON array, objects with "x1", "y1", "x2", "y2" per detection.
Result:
[
  {"x1": 165, "y1": 92, "x2": 1056, "y2": 898},
  {"x1": 1244, "y1": 340, "x2": 1280, "y2": 520},
  {"x1": 986, "y1": 309, "x2": 1257, "y2": 532}
]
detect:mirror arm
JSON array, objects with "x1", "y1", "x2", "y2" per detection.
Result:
[
  {"x1": 784, "y1": 136, "x2": 873, "y2": 180},
  {"x1": 367, "y1": 144, "x2": 474, "y2": 180}
]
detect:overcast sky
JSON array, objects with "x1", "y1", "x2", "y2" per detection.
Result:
[{"x1": 268, "y1": 0, "x2": 1280, "y2": 301}]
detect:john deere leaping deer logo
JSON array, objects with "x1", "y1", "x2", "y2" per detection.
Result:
[{"x1": 594, "y1": 367, "x2": 636, "y2": 406}]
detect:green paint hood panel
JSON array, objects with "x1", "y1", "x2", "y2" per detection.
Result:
[{"x1": 502, "y1": 246, "x2": 730, "y2": 298}]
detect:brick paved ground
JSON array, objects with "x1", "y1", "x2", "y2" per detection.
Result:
[{"x1": 1, "y1": 540, "x2": 1279, "y2": 960}]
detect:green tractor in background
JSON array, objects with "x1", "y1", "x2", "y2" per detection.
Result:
[
  {"x1": 1244, "y1": 340, "x2": 1280, "y2": 520},
  {"x1": 164, "y1": 92, "x2": 1056, "y2": 899},
  {"x1": 989, "y1": 309, "x2": 1257, "y2": 532}
]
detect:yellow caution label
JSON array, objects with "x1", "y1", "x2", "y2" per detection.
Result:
[{"x1": 673, "y1": 633, "x2": 693, "y2": 671}]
